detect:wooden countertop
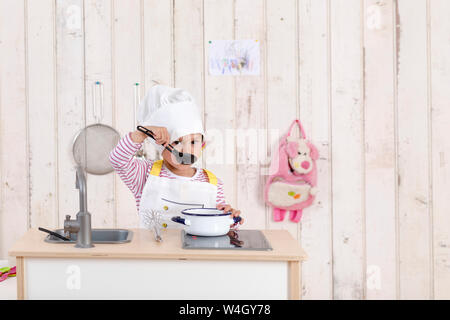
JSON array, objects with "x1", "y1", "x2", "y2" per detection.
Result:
[{"x1": 9, "y1": 228, "x2": 307, "y2": 262}]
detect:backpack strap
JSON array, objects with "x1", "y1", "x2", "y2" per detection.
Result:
[
  {"x1": 203, "y1": 169, "x2": 218, "y2": 186},
  {"x1": 285, "y1": 119, "x2": 306, "y2": 140},
  {"x1": 149, "y1": 159, "x2": 164, "y2": 176}
]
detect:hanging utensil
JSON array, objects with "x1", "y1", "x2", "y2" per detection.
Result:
[
  {"x1": 133, "y1": 82, "x2": 146, "y2": 159},
  {"x1": 136, "y1": 125, "x2": 198, "y2": 165},
  {"x1": 72, "y1": 81, "x2": 121, "y2": 175}
]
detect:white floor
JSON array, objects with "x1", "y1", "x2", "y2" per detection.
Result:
[{"x1": 0, "y1": 260, "x2": 17, "y2": 300}]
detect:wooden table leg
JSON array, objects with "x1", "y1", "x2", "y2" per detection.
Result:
[
  {"x1": 16, "y1": 256, "x2": 25, "y2": 300},
  {"x1": 288, "y1": 260, "x2": 301, "y2": 300}
]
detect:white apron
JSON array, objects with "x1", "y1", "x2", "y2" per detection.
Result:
[{"x1": 138, "y1": 159, "x2": 219, "y2": 229}]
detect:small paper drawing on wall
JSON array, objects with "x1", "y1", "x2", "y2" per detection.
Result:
[{"x1": 208, "y1": 39, "x2": 260, "y2": 76}]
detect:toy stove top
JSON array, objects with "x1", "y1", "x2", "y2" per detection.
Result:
[{"x1": 181, "y1": 229, "x2": 272, "y2": 251}]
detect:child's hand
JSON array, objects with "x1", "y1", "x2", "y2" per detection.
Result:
[
  {"x1": 216, "y1": 203, "x2": 244, "y2": 227},
  {"x1": 147, "y1": 126, "x2": 170, "y2": 146},
  {"x1": 133, "y1": 126, "x2": 170, "y2": 145}
]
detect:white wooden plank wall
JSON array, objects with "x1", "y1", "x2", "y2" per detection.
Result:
[
  {"x1": 397, "y1": 0, "x2": 433, "y2": 300},
  {"x1": 299, "y1": 0, "x2": 333, "y2": 300},
  {"x1": 0, "y1": 0, "x2": 449, "y2": 299},
  {"x1": 430, "y1": 0, "x2": 450, "y2": 301},
  {"x1": 330, "y1": 0, "x2": 365, "y2": 299},
  {"x1": 363, "y1": 0, "x2": 396, "y2": 300}
]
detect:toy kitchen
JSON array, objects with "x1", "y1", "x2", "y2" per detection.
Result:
[{"x1": 8, "y1": 122, "x2": 307, "y2": 300}]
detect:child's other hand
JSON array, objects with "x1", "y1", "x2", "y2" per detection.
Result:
[{"x1": 216, "y1": 203, "x2": 244, "y2": 227}]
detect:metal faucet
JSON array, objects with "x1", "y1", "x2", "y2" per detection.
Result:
[{"x1": 64, "y1": 165, "x2": 94, "y2": 248}]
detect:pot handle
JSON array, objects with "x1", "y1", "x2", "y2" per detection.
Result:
[
  {"x1": 171, "y1": 216, "x2": 191, "y2": 226},
  {"x1": 230, "y1": 216, "x2": 242, "y2": 225}
]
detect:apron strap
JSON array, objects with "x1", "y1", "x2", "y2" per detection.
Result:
[
  {"x1": 203, "y1": 169, "x2": 218, "y2": 186},
  {"x1": 150, "y1": 159, "x2": 164, "y2": 176}
]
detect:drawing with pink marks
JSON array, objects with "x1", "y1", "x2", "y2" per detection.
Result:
[{"x1": 208, "y1": 39, "x2": 260, "y2": 76}]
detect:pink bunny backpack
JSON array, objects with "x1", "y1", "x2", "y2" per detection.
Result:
[{"x1": 264, "y1": 119, "x2": 319, "y2": 222}]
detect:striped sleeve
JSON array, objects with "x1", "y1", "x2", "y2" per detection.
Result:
[
  {"x1": 109, "y1": 132, "x2": 153, "y2": 198},
  {"x1": 216, "y1": 177, "x2": 226, "y2": 205}
]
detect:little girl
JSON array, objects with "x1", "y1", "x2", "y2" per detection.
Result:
[{"x1": 109, "y1": 84, "x2": 243, "y2": 229}]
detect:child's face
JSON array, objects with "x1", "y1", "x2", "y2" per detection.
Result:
[{"x1": 162, "y1": 133, "x2": 203, "y2": 169}]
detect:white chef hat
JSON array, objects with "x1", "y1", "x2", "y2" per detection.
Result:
[{"x1": 136, "y1": 85, "x2": 204, "y2": 146}]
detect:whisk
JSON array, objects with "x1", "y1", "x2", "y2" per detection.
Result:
[{"x1": 140, "y1": 208, "x2": 168, "y2": 242}]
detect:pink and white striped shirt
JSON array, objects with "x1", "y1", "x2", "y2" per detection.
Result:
[{"x1": 109, "y1": 132, "x2": 226, "y2": 212}]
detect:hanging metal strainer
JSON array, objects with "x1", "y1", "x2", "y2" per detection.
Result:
[
  {"x1": 73, "y1": 123, "x2": 120, "y2": 175},
  {"x1": 72, "y1": 81, "x2": 120, "y2": 175}
]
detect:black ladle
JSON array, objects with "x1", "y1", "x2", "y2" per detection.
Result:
[{"x1": 137, "y1": 126, "x2": 198, "y2": 165}]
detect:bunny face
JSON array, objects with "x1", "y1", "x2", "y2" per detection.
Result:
[{"x1": 286, "y1": 137, "x2": 318, "y2": 175}]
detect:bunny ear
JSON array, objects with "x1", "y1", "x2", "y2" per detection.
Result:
[
  {"x1": 268, "y1": 146, "x2": 281, "y2": 175},
  {"x1": 286, "y1": 141, "x2": 298, "y2": 158},
  {"x1": 268, "y1": 137, "x2": 289, "y2": 175}
]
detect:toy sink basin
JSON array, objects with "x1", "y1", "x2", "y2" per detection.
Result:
[{"x1": 44, "y1": 229, "x2": 133, "y2": 244}]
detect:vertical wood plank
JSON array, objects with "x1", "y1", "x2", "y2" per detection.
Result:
[
  {"x1": 234, "y1": 0, "x2": 267, "y2": 231},
  {"x1": 173, "y1": 0, "x2": 205, "y2": 169},
  {"x1": 288, "y1": 260, "x2": 300, "y2": 300},
  {"x1": 173, "y1": 0, "x2": 204, "y2": 115},
  {"x1": 298, "y1": 262, "x2": 302, "y2": 300},
  {"x1": 113, "y1": 0, "x2": 142, "y2": 228},
  {"x1": 0, "y1": 0, "x2": 29, "y2": 259},
  {"x1": 298, "y1": 0, "x2": 333, "y2": 299},
  {"x1": 203, "y1": 0, "x2": 236, "y2": 206},
  {"x1": 26, "y1": 0, "x2": 58, "y2": 229},
  {"x1": 84, "y1": 0, "x2": 114, "y2": 228},
  {"x1": 142, "y1": 0, "x2": 174, "y2": 161},
  {"x1": 265, "y1": 0, "x2": 299, "y2": 238},
  {"x1": 330, "y1": 0, "x2": 365, "y2": 299},
  {"x1": 56, "y1": 0, "x2": 86, "y2": 227},
  {"x1": 429, "y1": 0, "x2": 450, "y2": 300},
  {"x1": 16, "y1": 256, "x2": 25, "y2": 300},
  {"x1": 143, "y1": 0, "x2": 173, "y2": 90},
  {"x1": 396, "y1": 0, "x2": 432, "y2": 299},
  {"x1": 363, "y1": 0, "x2": 397, "y2": 299}
]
